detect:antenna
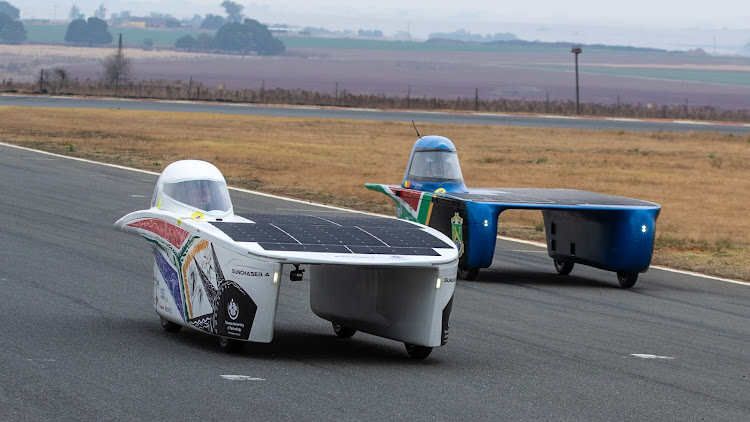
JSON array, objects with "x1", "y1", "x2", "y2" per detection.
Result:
[{"x1": 411, "y1": 121, "x2": 421, "y2": 138}]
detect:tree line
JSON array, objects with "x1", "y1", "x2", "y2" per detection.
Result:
[
  {"x1": 175, "y1": 19, "x2": 285, "y2": 55},
  {"x1": 61, "y1": 15, "x2": 285, "y2": 56},
  {"x1": 3, "y1": 0, "x2": 285, "y2": 56},
  {"x1": 0, "y1": 1, "x2": 25, "y2": 44},
  {"x1": 62, "y1": 4, "x2": 284, "y2": 55}
]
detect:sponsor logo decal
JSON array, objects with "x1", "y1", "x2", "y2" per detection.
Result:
[
  {"x1": 451, "y1": 212, "x2": 465, "y2": 257},
  {"x1": 227, "y1": 298, "x2": 239, "y2": 321}
]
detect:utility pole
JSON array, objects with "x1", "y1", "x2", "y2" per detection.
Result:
[
  {"x1": 115, "y1": 33, "x2": 123, "y2": 96},
  {"x1": 571, "y1": 45, "x2": 582, "y2": 115}
]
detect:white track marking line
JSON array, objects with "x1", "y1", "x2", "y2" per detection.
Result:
[
  {"x1": 606, "y1": 118, "x2": 643, "y2": 122},
  {"x1": 220, "y1": 375, "x2": 265, "y2": 381},
  {"x1": 673, "y1": 120, "x2": 711, "y2": 125},
  {"x1": 631, "y1": 354, "x2": 674, "y2": 360},
  {"x1": 2, "y1": 141, "x2": 747, "y2": 286},
  {"x1": 650, "y1": 265, "x2": 750, "y2": 286}
]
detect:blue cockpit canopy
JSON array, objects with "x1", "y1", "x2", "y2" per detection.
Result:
[{"x1": 403, "y1": 136, "x2": 468, "y2": 193}]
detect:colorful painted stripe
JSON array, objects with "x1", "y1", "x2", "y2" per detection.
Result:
[
  {"x1": 128, "y1": 219, "x2": 190, "y2": 249},
  {"x1": 154, "y1": 249, "x2": 184, "y2": 320},
  {"x1": 365, "y1": 184, "x2": 434, "y2": 225},
  {"x1": 180, "y1": 239, "x2": 210, "y2": 320}
]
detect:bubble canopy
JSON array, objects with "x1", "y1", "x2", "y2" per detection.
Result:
[
  {"x1": 402, "y1": 136, "x2": 468, "y2": 193},
  {"x1": 152, "y1": 160, "x2": 233, "y2": 216}
]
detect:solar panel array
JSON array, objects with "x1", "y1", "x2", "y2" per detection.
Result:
[
  {"x1": 449, "y1": 188, "x2": 658, "y2": 207},
  {"x1": 211, "y1": 214, "x2": 450, "y2": 256}
]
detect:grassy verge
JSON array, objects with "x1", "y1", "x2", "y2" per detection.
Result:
[{"x1": 1, "y1": 106, "x2": 748, "y2": 281}]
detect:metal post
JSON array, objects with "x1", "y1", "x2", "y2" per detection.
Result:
[
  {"x1": 571, "y1": 45, "x2": 582, "y2": 114},
  {"x1": 115, "y1": 33, "x2": 123, "y2": 96}
]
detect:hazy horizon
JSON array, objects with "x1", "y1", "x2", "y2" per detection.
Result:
[{"x1": 13, "y1": 1, "x2": 750, "y2": 54}]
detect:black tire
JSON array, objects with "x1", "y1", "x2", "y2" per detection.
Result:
[
  {"x1": 218, "y1": 336, "x2": 244, "y2": 354},
  {"x1": 554, "y1": 259, "x2": 574, "y2": 275},
  {"x1": 457, "y1": 265, "x2": 479, "y2": 281},
  {"x1": 617, "y1": 271, "x2": 638, "y2": 289},
  {"x1": 160, "y1": 316, "x2": 182, "y2": 333},
  {"x1": 404, "y1": 343, "x2": 433, "y2": 359},
  {"x1": 332, "y1": 323, "x2": 356, "y2": 338}
]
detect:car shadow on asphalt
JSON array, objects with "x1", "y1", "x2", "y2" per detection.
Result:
[{"x1": 470, "y1": 267, "x2": 625, "y2": 289}]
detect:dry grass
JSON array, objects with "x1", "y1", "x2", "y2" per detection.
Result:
[{"x1": 1, "y1": 106, "x2": 749, "y2": 280}]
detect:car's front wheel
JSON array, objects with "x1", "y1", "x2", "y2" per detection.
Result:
[
  {"x1": 218, "y1": 336, "x2": 243, "y2": 354},
  {"x1": 160, "y1": 316, "x2": 182, "y2": 333},
  {"x1": 458, "y1": 265, "x2": 479, "y2": 280}
]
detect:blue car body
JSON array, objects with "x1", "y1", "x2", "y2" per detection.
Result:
[{"x1": 367, "y1": 136, "x2": 661, "y2": 287}]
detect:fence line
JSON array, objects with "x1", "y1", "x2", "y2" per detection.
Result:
[{"x1": 2, "y1": 77, "x2": 749, "y2": 123}]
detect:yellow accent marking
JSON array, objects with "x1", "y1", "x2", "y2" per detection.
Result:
[
  {"x1": 190, "y1": 211, "x2": 204, "y2": 220},
  {"x1": 158, "y1": 199, "x2": 161, "y2": 209},
  {"x1": 424, "y1": 202, "x2": 434, "y2": 225},
  {"x1": 181, "y1": 239, "x2": 210, "y2": 319},
  {"x1": 177, "y1": 218, "x2": 181, "y2": 226},
  {"x1": 434, "y1": 187, "x2": 447, "y2": 193}
]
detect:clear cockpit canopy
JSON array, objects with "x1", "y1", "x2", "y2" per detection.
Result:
[
  {"x1": 406, "y1": 150, "x2": 464, "y2": 182},
  {"x1": 152, "y1": 160, "x2": 234, "y2": 217}
]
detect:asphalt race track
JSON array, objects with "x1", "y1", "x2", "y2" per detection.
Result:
[
  {"x1": 2, "y1": 94, "x2": 750, "y2": 134},
  {"x1": 1, "y1": 143, "x2": 749, "y2": 421}
]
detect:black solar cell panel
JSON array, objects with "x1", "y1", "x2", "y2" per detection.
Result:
[
  {"x1": 211, "y1": 215, "x2": 450, "y2": 256},
  {"x1": 450, "y1": 188, "x2": 658, "y2": 207}
]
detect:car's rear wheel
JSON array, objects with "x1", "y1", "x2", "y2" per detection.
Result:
[
  {"x1": 332, "y1": 323, "x2": 356, "y2": 338},
  {"x1": 554, "y1": 259, "x2": 574, "y2": 275},
  {"x1": 617, "y1": 271, "x2": 638, "y2": 289},
  {"x1": 404, "y1": 343, "x2": 433, "y2": 359}
]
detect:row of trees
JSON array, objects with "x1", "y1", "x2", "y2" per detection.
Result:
[
  {"x1": 64, "y1": 17, "x2": 112, "y2": 45},
  {"x1": 176, "y1": 19, "x2": 285, "y2": 55},
  {"x1": 59, "y1": 2, "x2": 285, "y2": 56},
  {"x1": 0, "y1": 1, "x2": 25, "y2": 44}
]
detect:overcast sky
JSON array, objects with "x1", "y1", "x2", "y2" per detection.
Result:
[
  {"x1": 19, "y1": 0, "x2": 750, "y2": 26},
  {"x1": 16, "y1": 1, "x2": 750, "y2": 51}
]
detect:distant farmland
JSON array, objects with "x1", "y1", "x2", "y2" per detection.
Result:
[{"x1": 11, "y1": 25, "x2": 750, "y2": 110}]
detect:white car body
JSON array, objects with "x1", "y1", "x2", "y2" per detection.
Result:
[{"x1": 114, "y1": 160, "x2": 458, "y2": 356}]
